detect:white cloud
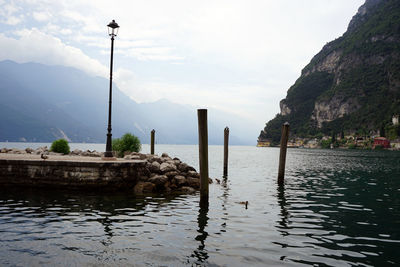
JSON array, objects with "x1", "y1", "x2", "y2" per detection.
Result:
[
  {"x1": 32, "y1": 11, "x2": 51, "y2": 21},
  {"x1": 4, "y1": 16, "x2": 22, "y2": 25},
  {"x1": 0, "y1": 2, "x2": 23, "y2": 25},
  {"x1": 0, "y1": 29, "x2": 108, "y2": 77},
  {"x1": 60, "y1": 10, "x2": 104, "y2": 34},
  {"x1": 2, "y1": 2, "x2": 19, "y2": 15},
  {"x1": 41, "y1": 23, "x2": 73, "y2": 35},
  {"x1": 119, "y1": 47, "x2": 184, "y2": 61},
  {"x1": 117, "y1": 40, "x2": 157, "y2": 49}
]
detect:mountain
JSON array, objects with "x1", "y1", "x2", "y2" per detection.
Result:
[
  {"x1": 259, "y1": 0, "x2": 400, "y2": 144},
  {"x1": 0, "y1": 60, "x2": 258, "y2": 145}
]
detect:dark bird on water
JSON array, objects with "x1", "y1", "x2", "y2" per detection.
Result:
[
  {"x1": 238, "y1": 201, "x2": 249, "y2": 209},
  {"x1": 41, "y1": 153, "x2": 48, "y2": 160}
]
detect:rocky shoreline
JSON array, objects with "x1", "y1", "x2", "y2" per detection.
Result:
[
  {"x1": 0, "y1": 147, "x2": 212, "y2": 195},
  {"x1": 128, "y1": 151, "x2": 213, "y2": 195}
]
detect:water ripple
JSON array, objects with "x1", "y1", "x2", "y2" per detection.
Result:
[{"x1": 1, "y1": 147, "x2": 399, "y2": 266}]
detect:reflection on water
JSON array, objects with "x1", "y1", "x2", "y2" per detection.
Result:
[
  {"x1": 277, "y1": 185, "x2": 289, "y2": 234},
  {"x1": 276, "y1": 149, "x2": 400, "y2": 266},
  {"x1": 0, "y1": 146, "x2": 400, "y2": 266},
  {"x1": 192, "y1": 206, "x2": 209, "y2": 263}
]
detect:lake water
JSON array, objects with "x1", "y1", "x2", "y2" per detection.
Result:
[{"x1": 0, "y1": 143, "x2": 399, "y2": 266}]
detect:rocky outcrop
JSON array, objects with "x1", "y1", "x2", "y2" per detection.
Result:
[
  {"x1": 131, "y1": 152, "x2": 211, "y2": 195},
  {"x1": 279, "y1": 100, "x2": 291, "y2": 116},
  {"x1": 303, "y1": 50, "x2": 343, "y2": 78},
  {"x1": 311, "y1": 96, "x2": 361, "y2": 127}
]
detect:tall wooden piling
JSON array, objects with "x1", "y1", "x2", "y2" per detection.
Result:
[
  {"x1": 150, "y1": 129, "x2": 155, "y2": 155},
  {"x1": 223, "y1": 127, "x2": 229, "y2": 177},
  {"x1": 278, "y1": 122, "x2": 290, "y2": 185},
  {"x1": 198, "y1": 109, "x2": 209, "y2": 207}
]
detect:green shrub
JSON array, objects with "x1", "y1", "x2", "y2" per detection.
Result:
[
  {"x1": 50, "y1": 139, "x2": 70, "y2": 154},
  {"x1": 333, "y1": 142, "x2": 340, "y2": 148},
  {"x1": 348, "y1": 143, "x2": 357, "y2": 149},
  {"x1": 112, "y1": 133, "x2": 141, "y2": 157},
  {"x1": 321, "y1": 139, "x2": 332, "y2": 149}
]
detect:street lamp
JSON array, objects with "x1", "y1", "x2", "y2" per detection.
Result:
[{"x1": 104, "y1": 19, "x2": 120, "y2": 158}]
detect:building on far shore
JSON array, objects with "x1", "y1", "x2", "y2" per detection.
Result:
[
  {"x1": 393, "y1": 115, "x2": 399, "y2": 126},
  {"x1": 304, "y1": 138, "x2": 319, "y2": 149},
  {"x1": 257, "y1": 140, "x2": 271, "y2": 147},
  {"x1": 373, "y1": 137, "x2": 391, "y2": 149},
  {"x1": 288, "y1": 138, "x2": 304, "y2": 148},
  {"x1": 391, "y1": 139, "x2": 400, "y2": 150}
]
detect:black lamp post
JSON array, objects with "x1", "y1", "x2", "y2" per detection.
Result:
[{"x1": 104, "y1": 19, "x2": 120, "y2": 158}]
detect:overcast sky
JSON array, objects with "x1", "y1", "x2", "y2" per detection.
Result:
[{"x1": 0, "y1": 0, "x2": 365, "y2": 128}]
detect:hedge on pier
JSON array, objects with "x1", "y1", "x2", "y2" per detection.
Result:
[
  {"x1": 50, "y1": 139, "x2": 70, "y2": 154},
  {"x1": 112, "y1": 133, "x2": 141, "y2": 157}
]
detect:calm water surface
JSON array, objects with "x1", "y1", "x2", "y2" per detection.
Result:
[{"x1": 0, "y1": 143, "x2": 399, "y2": 266}]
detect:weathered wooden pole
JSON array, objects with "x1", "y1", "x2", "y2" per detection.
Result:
[
  {"x1": 223, "y1": 126, "x2": 229, "y2": 177},
  {"x1": 150, "y1": 129, "x2": 155, "y2": 155},
  {"x1": 198, "y1": 109, "x2": 209, "y2": 207},
  {"x1": 278, "y1": 122, "x2": 290, "y2": 185}
]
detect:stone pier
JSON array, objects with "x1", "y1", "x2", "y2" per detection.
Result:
[
  {"x1": 0, "y1": 151, "x2": 210, "y2": 194},
  {"x1": 0, "y1": 154, "x2": 147, "y2": 190}
]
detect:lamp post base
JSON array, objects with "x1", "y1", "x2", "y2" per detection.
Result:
[
  {"x1": 103, "y1": 150, "x2": 116, "y2": 160},
  {"x1": 104, "y1": 132, "x2": 113, "y2": 158},
  {"x1": 103, "y1": 151, "x2": 114, "y2": 157}
]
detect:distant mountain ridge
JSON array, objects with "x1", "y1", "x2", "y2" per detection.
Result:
[
  {"x1": 0, "y1": 60, "x2": 258, "y2": 145},
  {"x1": 259, "y1": 0, "x2": 400, "y2": 143}
]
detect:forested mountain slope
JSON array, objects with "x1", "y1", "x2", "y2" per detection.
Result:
[{"x1": 259, "y1": 0, "x2": 400, "y2": 143}]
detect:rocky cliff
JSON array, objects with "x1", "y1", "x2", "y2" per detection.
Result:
[{"x1": 259, "y1": 0, "x2": 400, "y2": 143}]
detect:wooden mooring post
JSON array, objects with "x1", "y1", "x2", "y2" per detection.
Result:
[
  {"x1": 198, "y1": 109, "x2": 209, "y2": 207},
  {"x1": 150, "y1": 129, "x2": 155, "y2": 155},
  {"x1": 278, "y1": 122, "x2": 290, "y2": 185},
  {"x1": 223, "y1": 127, "x2": 229, "y2": 177}
]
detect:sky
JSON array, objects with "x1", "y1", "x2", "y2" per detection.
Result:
[{"x1": 0, "y1": 0, "x2": 365, "y2": 129}]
